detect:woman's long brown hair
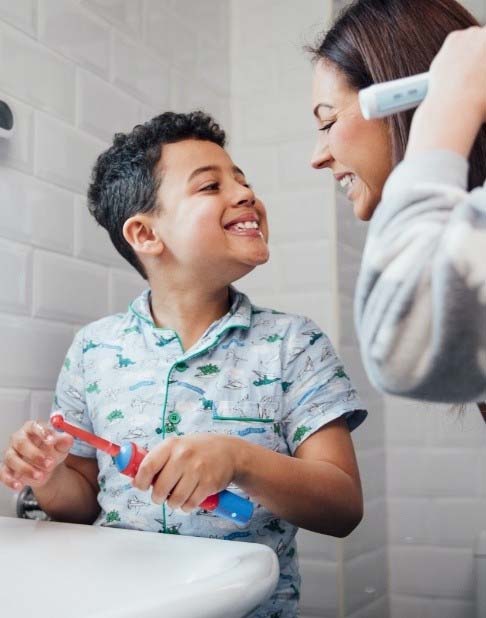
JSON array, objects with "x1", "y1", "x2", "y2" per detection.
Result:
[{"x1": 307, "y1": 0, "x2": 486, "y2": 190}]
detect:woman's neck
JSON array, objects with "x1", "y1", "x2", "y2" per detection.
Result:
[{"x1": 148, "y1": 280, "x2": 230, "y2": 352}]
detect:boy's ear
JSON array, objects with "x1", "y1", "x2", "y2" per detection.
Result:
[{"x1": 122, "y1": 214, "x2": 164, "y2": 257}]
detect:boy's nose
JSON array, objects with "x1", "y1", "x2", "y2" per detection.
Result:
[
  {"x1": 237, "y1": 196, "x2": 256, "y2": 207},
  {"x1": 234, "y1": 183, "x2": 256, "y2": 207}
]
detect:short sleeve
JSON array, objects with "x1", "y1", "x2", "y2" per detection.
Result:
[
  {"x1": 51, "y1": 329, "x2": 96, "y2": 458},
  {"x1": 282, "y1": 318, "x2": 367, "y2": 454}
]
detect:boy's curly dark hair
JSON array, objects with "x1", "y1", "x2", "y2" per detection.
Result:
[{"x1": 87, "y1": 111, "x2": 226, "y2": 279}]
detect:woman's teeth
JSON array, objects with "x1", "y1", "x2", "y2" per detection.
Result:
[{"x1": 339, "y1": 174, "x2": 356, "y2": 188}]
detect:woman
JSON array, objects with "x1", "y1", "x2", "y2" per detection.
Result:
[{"x1": 308, "y1": 0, "x2": 486, "y2": 404}]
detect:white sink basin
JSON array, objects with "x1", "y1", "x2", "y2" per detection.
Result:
[{"x1": 0, "y1": 516, "x2": 279, "y2": 618}]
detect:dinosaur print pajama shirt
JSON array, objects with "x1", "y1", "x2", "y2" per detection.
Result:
[{"x1": 54, "y1": 288, "x2": 366, "y2": 617}]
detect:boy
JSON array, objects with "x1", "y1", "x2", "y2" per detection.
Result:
[{"x1": 0, "y1": 112, "x2": 366, "y2": 617}]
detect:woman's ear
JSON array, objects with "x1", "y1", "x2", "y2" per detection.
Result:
[{"x1": 122, "y1": 214, "x2": 164, "y2": 257}]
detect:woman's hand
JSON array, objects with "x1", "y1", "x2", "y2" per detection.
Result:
[
  {"x1": 0, "y1": 421, "x2": 73, "y2": 491},
  {"x1": 132, "y1": 434, "x2": 241, "y2": 512},
  {"x1": 426, "y1": 26, "x2": 486, "y2": 124},
  {"x1": 407, "y1": 26, "x2": 486, "y2": 159}
]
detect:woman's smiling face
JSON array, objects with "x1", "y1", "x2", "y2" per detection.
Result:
[{"x1": 311, "y1": 60, "x2": 393, "y2": 221}]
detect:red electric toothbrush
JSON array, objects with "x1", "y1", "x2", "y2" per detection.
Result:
[{"x1": 50, "y1": 413, "x2": 253, "y2": 526}]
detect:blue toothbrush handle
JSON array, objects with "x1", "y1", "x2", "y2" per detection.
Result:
[
  {"x1": 210, "y1": 489, "x2": 254, "y2": 526},
  {"x1": 115, "y1": 442, "x2": 254, "y2": 526}
]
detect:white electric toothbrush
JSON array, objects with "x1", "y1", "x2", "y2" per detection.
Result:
[{"x1": 359, "y1": 72, "x2": 429, "y2": 119}]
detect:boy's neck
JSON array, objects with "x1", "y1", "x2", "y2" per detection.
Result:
[{"x1": 148, "y1": 281, "x2": 231, "y2": 352}]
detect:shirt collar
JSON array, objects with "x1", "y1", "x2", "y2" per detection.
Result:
[{"x1": 129, "y1": 286, "x2": 252, "y2": 345}]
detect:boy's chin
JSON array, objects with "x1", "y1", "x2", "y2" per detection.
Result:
[
  {"x1": 230, "y1": 252, "x2": 270, "y2": 280},
  {"x1": 242, "y1": 249, "x2": 270, "y2": 267}
]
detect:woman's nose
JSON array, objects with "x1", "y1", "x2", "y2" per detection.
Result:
[{"x1": 311, "y1": 136, "x2": 333, "y2": 170}]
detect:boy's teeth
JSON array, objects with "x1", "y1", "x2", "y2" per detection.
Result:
[{"x1": 233, "y1": 221, "x2": 259, "y2": 230}]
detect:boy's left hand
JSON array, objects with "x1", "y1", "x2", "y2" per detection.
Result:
[{"x1": 132, "y1": 434, "x2": 240, "y2": 512}]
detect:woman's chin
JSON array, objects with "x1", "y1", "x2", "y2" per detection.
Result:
[{"x1": 352, "y1": 196, "x2": 378, "y2": 222}]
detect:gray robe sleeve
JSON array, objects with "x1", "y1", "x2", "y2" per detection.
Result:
[{"x1": 355, "y1": 149, "x2": 486, "y2": 402}]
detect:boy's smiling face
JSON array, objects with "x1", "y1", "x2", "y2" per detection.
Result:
[{"x1": 149, "y1": 139, "x2": 269, "y2": 284}]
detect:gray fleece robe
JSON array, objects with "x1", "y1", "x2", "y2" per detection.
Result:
[{"x1": 355, "y1": 149, "x2": 486, "y2": 403}]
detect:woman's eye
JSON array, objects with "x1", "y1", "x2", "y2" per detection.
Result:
[{"x1": 319, "y1": 121, "x2": 335, "y2": 133}]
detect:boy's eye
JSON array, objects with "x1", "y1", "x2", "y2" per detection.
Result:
[
  {"x1": 200, "y1": 182, "x2": 219, "y2": 191},
  {"x1": 319, "y1": 121, "x2": 335, "y2": 133}
]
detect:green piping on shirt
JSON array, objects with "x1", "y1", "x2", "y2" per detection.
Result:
[{"x1": 157, "y1": 322, "x2": 249, "y2": 532}]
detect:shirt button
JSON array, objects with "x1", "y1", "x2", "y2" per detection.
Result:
[
  {"x1": 174, "y1": 361, "x2": 188, "y2": 372},
  {"x1": 168, "y1": 411, "x2": 181, "y2": 425}
]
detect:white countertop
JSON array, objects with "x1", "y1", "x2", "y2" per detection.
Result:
[{"x1": 0, "y1": 516, "x2": 279, "y2": 618}]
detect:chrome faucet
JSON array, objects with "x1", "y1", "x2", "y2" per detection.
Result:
[{"x1": 16, "y1": 486, "x2": 49, "y2": 520}]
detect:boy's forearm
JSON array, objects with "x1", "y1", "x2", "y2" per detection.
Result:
[
  {"x1": 33, "y1": 463, "x2": 99, "y2": 524},
  {"x1": 233, "y1": 439, "x2": 362, "y2": 537}
]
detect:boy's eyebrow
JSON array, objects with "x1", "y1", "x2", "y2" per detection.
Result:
[{"x1": 187, "y1": 165, "x2": 246, "y2": 183}]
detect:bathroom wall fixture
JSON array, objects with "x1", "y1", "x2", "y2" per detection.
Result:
[{"x1": 0, "y1": 100, "x2": 14, "y2": 139}]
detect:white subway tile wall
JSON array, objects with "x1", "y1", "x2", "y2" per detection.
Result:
[
  {"x1": 0, "y1": 0, "x2": 228, "y2": 522},
  {"x1": 386, "y1": 396, "x2": 486, "y2": 615},
  {"x1": 38, "y1": 0, "x2": 111, "y2": 77},
  {"x1": 0, "y1": 0, "x2": 37, "y2": 37},
  {"x1": 229, "y1": 0, "x2": 386, "y2": 615},
  {"x1": 0, "y1": 23, "x2": 76, "y2": 122},
  {"x1": 336, "y1": 192, "x2": 388, "y2": 616},
  {"x1": 229, "y1": 0, "x2": 341, "y2": 613},
  {"x1": 1, "y1": 1, "x2": 485, "y2": 617}
]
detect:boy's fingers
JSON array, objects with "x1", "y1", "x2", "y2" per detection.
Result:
[
  {"x1": 0, "y1": 465, "x2": 23, "y2": 491},
  {"x1": 182, "y1": 485, "x2": 211, "y2": 513},
  {"x1": 10, "y1": 433, "x2": 53, "y2": 471},
  {"x1": 52, "y1": 432, "x2": 74, "y2": 455},
  {"x1": 26, "y1": 420, "x2": 55, "y2": 448},
  {"x1": 134, "y1": 442, "x2": 172, "y2": 491},
  {"x1": 3, "y1": 448, "x2": 45, "y2": 483},
  {"x1": 150, "y1": 459, "x2": 183, "y2": 505},
  {"x1": 167, "y1": 476, "x2": 198, "y2": 511}
]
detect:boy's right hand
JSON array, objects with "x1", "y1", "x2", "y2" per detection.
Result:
[{"x1": 0, "y1": 420, "x2": 73, "y2": 491}]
